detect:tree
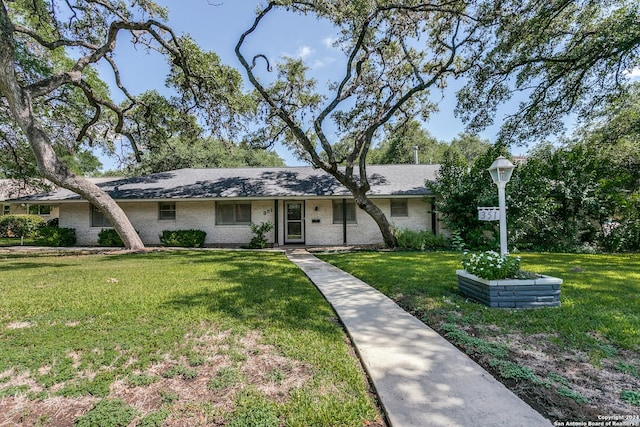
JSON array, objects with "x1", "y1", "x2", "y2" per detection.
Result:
[
  {"x1": 119, "y1": 91, "x2": 283, "y2": 176},
  {"x1": 449, "y1": 133, "x2": 491, "y2": 163},
  {"x1": 236, "y1": 1, "x2": 490, "y2": 247},
  {"x1": 369, "y1": 120, "x2": 446, "y2": 165},
  {"x1": 427, "y1": 144, "x2": 510, "y2": 250},
  {"x1": 0, "y1": 1, "x2": 244, "y2": 250},
  {"x1": 457, "y1": 0, "x2": 640, "y2": 144}
]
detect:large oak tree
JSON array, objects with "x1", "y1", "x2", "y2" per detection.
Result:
[
  {"x1": 458, "y1": 0, "x2": 640, "y2": 144},
  {"x1": 236, "y1": 0, "x2": 638, "y2": 248},
  {"x1": 0, "y1": 0, "x2": 244, "y2": 250},
  {"x1": 236, "y1": 1, "x2": 490, "y2": 247}
]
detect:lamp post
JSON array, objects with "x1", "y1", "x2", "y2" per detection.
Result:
[{"x1": 488, "y1": 156, "x2": 515, "y2": 256}]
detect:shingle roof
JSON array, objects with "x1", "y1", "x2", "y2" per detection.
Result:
[
  {"x1": 10, "y1": 165, "x2": 439, "y2": 202},
  {"x1": 0, "y1": 180, "x2": 39, "y2": 201}
]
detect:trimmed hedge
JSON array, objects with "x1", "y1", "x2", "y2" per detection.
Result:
[
  {"x1": 97, "y1": 228, "x2": 124, "y2": 247},
  {"x1": 0, "y1": 214, "x2": 45, "y2": 238},
  {"x1": 159, "y1": 229, "x2": 206, "y2": 248},
  {"x1": 35, "y1": 226, "x2": 77, "y2": 247}
]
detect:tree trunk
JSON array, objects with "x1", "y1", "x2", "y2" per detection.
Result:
[
  {"x1": 0, "y1": 5, "x2": 145, "y2": 252},
  {"x1": 352, "y1": 190, "x2": 398, "y2": 248}
]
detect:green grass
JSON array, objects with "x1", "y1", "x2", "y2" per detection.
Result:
[
  {"x1": 0, "y1": 237, "x2": 37, "y2": 246},
  {"x1": 318, "y1": 252, "x2": 640, "y2": 351},
  {"x1": 317, "y1": 251, "x2": 640, "y2": 417},
  {"x1": 0, "y1": 250, "x2": 380, "y2": 426}
]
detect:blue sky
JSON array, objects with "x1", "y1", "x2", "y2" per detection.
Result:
[{"x1": 98, "y1": 0, "x2": 625, "y2": 168}]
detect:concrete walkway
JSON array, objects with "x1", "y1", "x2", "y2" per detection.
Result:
[{"x1": 285, "y1": 249, "x2": 552, "y2": 427}]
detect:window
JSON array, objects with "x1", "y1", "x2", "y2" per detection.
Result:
[
  {"x1": 2, "y1": 205, "x2": 9, "y2": 215},
  {"x1": 390, "y1": 199, "x2": 409, "y2": 217},
  {"x1": 158, "y1": 202, "x2": 176, "y2": 220},
  {"x1": 91, "y1": 204, "x2": 111, "y2": 227},
  {"x1": 28, "y1": 205, "x2": 52, "y2": 215},
  {"x1": 332, "y1": 200, "x2": 357, "y2": 224},
  {"x1": 216, "y1": 202, "x2": 251, "y2": 225}
]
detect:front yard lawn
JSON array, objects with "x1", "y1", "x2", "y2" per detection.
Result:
[
  {"x1": 0, "y1": 237, "x2": 37, "y2": 246},
  {"x1": 318, "y1": 251, "x2": 640, "y2": 422},
  {"x1": 0, "y1": 251, "x2": 382, "y2": 426}
]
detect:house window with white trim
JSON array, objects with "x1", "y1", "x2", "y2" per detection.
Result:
[
  {"x1": 158, "y1": 202, "x2": 176, "y2": 220},
  {"x1": 28, "y1": 205, "x2": 52, "y2": 215},
  {"x1": 390, "y1": 199, "x2": 409, "y2": 217},
  {"x1": 91, "y1": 205, "x2": 111, "y2": 227},
  {"x1": 332, "y1": 200, "x2": 357, "y2": 224},
  {"x1": 216, "y1": 202, "x2": 251, "y2": 225},
  {"x1": 2, "y1": 205, "x2": 9, "y2": 215}
]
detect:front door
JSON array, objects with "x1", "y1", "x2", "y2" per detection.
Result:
[{"x1": 285, "y1": 201, "x2": 304, "y2": 243}]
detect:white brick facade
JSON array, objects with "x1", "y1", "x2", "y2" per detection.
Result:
[{"x1": 59, "y1": 197, "x2": 437, "y2": 247}]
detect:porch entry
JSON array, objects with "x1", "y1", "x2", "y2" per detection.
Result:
[{"x1": 285, "y1": 201, "x2": 305, "y2": 243}]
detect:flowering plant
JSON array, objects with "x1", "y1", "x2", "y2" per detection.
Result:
[{"x1": 461, "y1": 251, "x2": 522, "y2": 280}]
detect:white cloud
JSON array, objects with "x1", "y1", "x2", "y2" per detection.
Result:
[
  {"x1": 322, "y1": 36, "x2": 336, "y2": 48},
  {"x1": 624, "y1": 67, "x2": 640, "y2": 79},
  {"x1": 297, "y1": 45, "x2": 314, "y2": 59}
]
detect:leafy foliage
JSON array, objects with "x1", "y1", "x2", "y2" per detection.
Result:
[
  {"x1": 97, "y1": 229, "x2": 123, "y2": 247},
  {"x1": 35, "y1": 226, "x2": 76, "y2": 247},
  {"x1": 236, "y1": 1, "x2": 494, "y2": 247},
  {"x1": 248, "y1": 222, "x2": 274, "y2": 249},
  {"x1": 395, "y1": 228, "x2": 450, "y2": 251},
  {"x1": 159, "y1": 229, "x2": 206, "y2": 248},
  {"x1": 74, "y1": 398, "x2": 138, "y2": 427},
  {"x1": 458, "y1": 0, "x2": 640, "y2": 145},
  {"x1": 621, "y1": 390, "x2": 640, "y2": 406},
  {"x1": 120, "y1": 91, "x2": 281, "y2": 175},
  {"x1": 369, "y1": 120, "x2": 446, "y2": 165},
  {"x1": 427, "y1": 144, "x2": 509, "y2": 250},
  {"x1": 0, "y1": 214, "x2": 45, "y2": 239}
]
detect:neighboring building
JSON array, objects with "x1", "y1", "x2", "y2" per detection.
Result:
[
  {"x1": 0, "y1": 179, "x2": 59, "y2": 219},
  {"x1": 1, "y1": 177, "x2": 120, "y2": 221},
  {"x1": 10, "y1": 165, "x2": 443, "y2": 246}
]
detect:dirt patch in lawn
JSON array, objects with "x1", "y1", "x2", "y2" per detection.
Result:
[
  {"x1": 0, "y1": 327, "x2": 361, "y2": 426},
  {"x1": 429, "y1": 320, "x2": 640, "y2": 423},
  {"x1": 492, "y1": 332, "x2": 640, "y2": 421}
]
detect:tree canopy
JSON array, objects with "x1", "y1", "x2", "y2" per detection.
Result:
[
  {"x1": 237, "y1": 0, "x2": 492, "y2": 247},
  {"x1": 457, "y1": 0, "x2": 640, "y2": 144},
  {"x1": 0, "y1": 0, "x2": 248, "y2": 250}
]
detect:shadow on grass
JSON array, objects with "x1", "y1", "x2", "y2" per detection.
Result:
[
  {"x1": 0, "y1": 261, "x2": 79, "y2": 271},
  {"x1": 149, "y1": 251, "x2": 339, "y2": 334}
]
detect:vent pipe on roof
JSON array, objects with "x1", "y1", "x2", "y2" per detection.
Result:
[{"x1": 413, "y1": 146, "x2": 419, "y2": 165}]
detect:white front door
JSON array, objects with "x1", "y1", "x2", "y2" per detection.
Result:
[{"x1": 285, "y1": 201, "x2": 304, "y2": 243}]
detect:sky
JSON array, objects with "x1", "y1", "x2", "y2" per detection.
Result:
[{"x1": 95, "y1": 0, "x2": 635, "y2": 168}]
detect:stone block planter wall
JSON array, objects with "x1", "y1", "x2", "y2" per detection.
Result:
[{"x1": 456, "y1": 270, "x2": 562, "y2": 308}]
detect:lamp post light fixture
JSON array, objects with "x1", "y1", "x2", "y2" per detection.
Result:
[{"x1": 488, "y1": 156, "x2": 515, "y2": 256}]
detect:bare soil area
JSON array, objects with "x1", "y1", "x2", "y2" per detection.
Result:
[
  {"x1": 0, "y1": 328, "x2": 386, "y2": 426},
  {"x1": 429, "y1": 320, "x2": 640, "y2": 423}
]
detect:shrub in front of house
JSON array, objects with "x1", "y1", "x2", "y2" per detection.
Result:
[
  {"x1": 395, "y1": 228, "x2": 450, "y2": 251},
  {"x1": 98, "y1": 228, "x2": 124, "y2": 247},
  {"x1": 159, "y1": 229, "x2": 206, "y2": 248},
  {"x1": 35, "y1": 226, "x2": 76, "y2": 247},
  {"x1": 248, "y1": 222, "x2": 274, "y2": 249},
  {"x1": 0, "y1": 214, "x2": 45, "y2": 238}
]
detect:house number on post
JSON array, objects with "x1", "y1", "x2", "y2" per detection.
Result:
[{"x1": 477, "y1": 207, "x2": 500, "y2": 221}]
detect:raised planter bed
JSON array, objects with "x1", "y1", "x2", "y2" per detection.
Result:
[{"x1": 456, "y1": 269, "x2": 562, "y2": 308}]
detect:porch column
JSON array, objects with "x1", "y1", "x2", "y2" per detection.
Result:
[
  {"x1": 431, "y1": 199, "x2": 437, "y2": 235},
  {"x1": 342, "y1": 198, "x2": 347, "y2": 245},
  {"x1": 273, "y1": 199, "x2": 279, "y2": 245}
]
